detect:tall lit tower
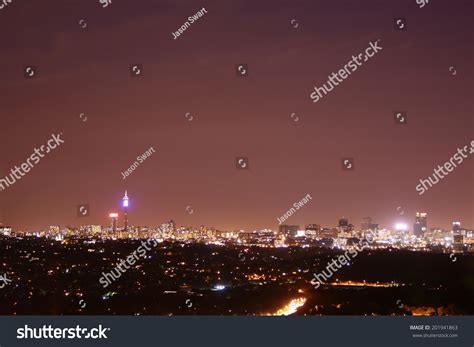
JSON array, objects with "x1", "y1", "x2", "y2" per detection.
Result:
[{"x1": 122, "y1": 190, "x2": 129, "y2": 231}]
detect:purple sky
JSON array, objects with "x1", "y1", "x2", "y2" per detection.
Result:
[{"x1": 0, "y1": 0, "x2": 472, "y2": 231}]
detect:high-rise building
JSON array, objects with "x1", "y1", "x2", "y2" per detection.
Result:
[
  {"x1": 320, "y1": 227, "x2": 339, "y2": 238},
  {"x1": 279, "y1": 225, "x2": 299, "y2": 238},
  {"x1": 413, "y1": 212, "x2": 427, "y2": 236},
  {"x1": 122, "y1": 190, "x2": 129, "y2": 231},
  {"x1": 452, "y1": 221, "x2": 461, "y2": 233},
  {"x1": 305, "y1": 224, "x2": 321, "y2": 237},
  {"x1": 109, "y1": 213, "x2": 119, "y2": 233},
  {"x1": 338, "y1": 217, "x2": 354, "y2": 232},
  {"x1": 338, "y1": 217, "x2": 349, "y2": 228},
  {"x1": 361, "y1": 217, "x2": 378, "y2": 232},
  {"x1": 453, "y1": 234, "x2": 465, "y2": 253},
  {"x1": 169, "y1": 220, "x2": 177, "y2": 234}
]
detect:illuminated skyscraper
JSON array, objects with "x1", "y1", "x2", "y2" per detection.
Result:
[
  {"x1": 169, "y1": 220, "x2": 176, "y2": 234},
  {"x1": 338, "y1": 217, "x2": 353, "y2": 232},
  {"x1": 122, "y1": 190, "x2": 129, "y2": 231},
  {"x1": 279, "y1": 225, "x2": 299, "y2": 238},
  {"x1": 338, "y1": 217, "x2": 349, "y2": 228},
  {"x1": 361, "y1": 217, "x2": 378, "y2": 231},
  {"x1": 413, "y1": 212, "x2": 427, "y2": 236},
  {"x1": 109, "y1": 213, "x2": 118, "y2": 233},
  {"x1": 305, "y1": 224, "x2": 321, "y2": 237}
]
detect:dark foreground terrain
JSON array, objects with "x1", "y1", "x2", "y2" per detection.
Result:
[{"x1": 1, "y1": 237, "x2": 473, "y2": 315}]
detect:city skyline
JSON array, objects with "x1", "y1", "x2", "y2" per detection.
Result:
[
  {"x1": 2, "y1": 210, "x2": 472, "y2": 235},
  {"x1": 1, "y1": 189, "x2": 473, "y2": 232}
]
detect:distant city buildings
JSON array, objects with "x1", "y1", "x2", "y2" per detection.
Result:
[
  {"x1": 91, "y1": 225, "x2": 101, "y2": 235},
  {"x1": 361, "y1": 218, "x2": 378, "y2": 233},
  {"x1": 169, "y1": 220, "x2": 176, "y2": 234},
  {"x1": 0, "y1": 226, "x2": 12, "y2": 236},
  {"x1": 49, "y1": 225, "x2": 60, "y2": 235},
  {"x1": 338, "y1": 217, "x2": 348, "y2": 229},
  {"x1": 279, "y1": 225, "x2": 299, "y2": 239},
  {"x1": 337, "y1": 217, "x2": 354, "y2": 236},
  {"x1": 1, "y1": 193, "x2": 472, "y2": 254},
  {"x1": 305, "y1": 224, "x2": 321, "y2": 238},
  {"x1": 3, "y1": 217, "x2": 473, "y2": 253},
  {"x1": 109, "y1": 213, "x2": 118, "y2": 233},
  {"x1": 413, "y1": 212, "x2": 428, "y2": 237}
]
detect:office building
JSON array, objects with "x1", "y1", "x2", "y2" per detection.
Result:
[
  {"x1": 109, "y1": 213, "x2": 118, "y2": 233},
  {"x1": 413, "y1": 212, "x2": 427, "y2": 236},
  {"x1": 279, "y1": 225, "x2": 299, "y2": 238}
]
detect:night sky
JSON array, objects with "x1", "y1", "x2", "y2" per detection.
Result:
[{"x1": 0, "y1": 0, "x2": 472, "y2": 231}]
